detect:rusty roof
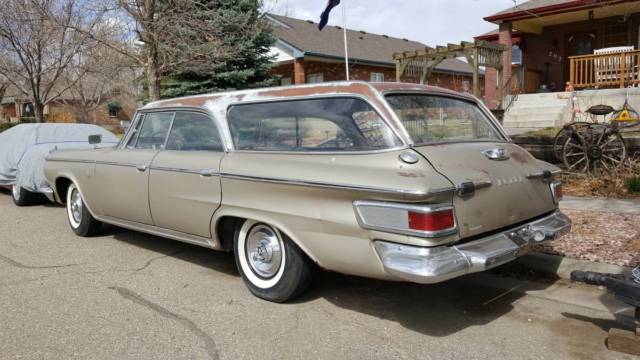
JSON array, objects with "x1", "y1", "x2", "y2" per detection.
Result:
[{"x1": 144, "y1": 81, "x2": 470, "y2": 110}]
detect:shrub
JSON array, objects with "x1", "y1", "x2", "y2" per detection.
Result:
[
  {"x1": 625, "y1": 176, "x2": 640, "y2": 194},
  {"x1": 0, "y1": 122, "x2": 17, "y2": 133}
]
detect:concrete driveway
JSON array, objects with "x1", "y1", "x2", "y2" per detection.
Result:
[{"x1": 0, "y1": 191, "x2": 636, "y2": 360}]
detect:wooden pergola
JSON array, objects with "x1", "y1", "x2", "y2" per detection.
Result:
[{"x1": 394, "y1": 40, "x2": 506, "y2": 99}]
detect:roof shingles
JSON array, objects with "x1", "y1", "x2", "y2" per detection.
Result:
[{"x1": 268, "y1": 14, "x2": 475, "y2": 75}]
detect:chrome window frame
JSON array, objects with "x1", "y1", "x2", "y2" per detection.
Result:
[
  {"x1": 120, "y1": 107, "x2": 228, "y2": 151},
  {"x1": 164, "y1": 110, "x2": 225, "y2": 153},
  {"x1": 381, "y1": 90, "x2": 511, "y2": 145},
  {"x1": 224, "y1": 94, "x2": 410, "y2": 155}
]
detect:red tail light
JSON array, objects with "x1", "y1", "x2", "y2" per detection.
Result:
[
  {"x1": 354, "y1": 201, "x2": 458, "y2": 238},
  {"x1": 408, "y1": 209, "x2": 455, "y2": 232}
]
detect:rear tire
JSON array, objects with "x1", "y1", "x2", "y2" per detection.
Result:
[
  {"x1": 11, "y1": 184, "x2": 41, "y2": 206},
  {"x1": 234, "y1": 220, "x2": 312, "y2": 303},
  {"x1": 66, "y1": 183, "x2": 101, "y2": 237}
]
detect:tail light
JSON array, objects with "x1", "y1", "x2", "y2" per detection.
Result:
[
  {"x1": 550, "y1": 181, "x2": 563, "y2": 203},
  {"x1": 354, "y1": 201, "x2": 457, "y2": 238}
]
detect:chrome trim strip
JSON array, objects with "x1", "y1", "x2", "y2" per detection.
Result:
[
  {"x1": 353, "y1": 200, "x2": 458, "y2": 238},
  {"x1": 150, "y1": 166, "x2": 221, "y2": 176},
  {"x1": 97, "y1": 215, "x2": 218, "y2": 249},
  {"x1": 96, "y1": 161, "x2": 138, "y2": 168},
  {"x1": 45, "y1": 158, "x2": 96, "y2": 164},
  {"x1": 220, "y1": 172, "x2": 455, "y2": 197},
  {"x1": 526, "y1": 169, "x2": 562, "y2": 179}
]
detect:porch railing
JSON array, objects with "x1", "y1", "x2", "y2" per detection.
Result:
[
  {"x1": 569, "y1": 50, "x2": 640, "y2": 89},
  {"x1": 500, "y1": 68, "x2": 522, "y2": 112}
]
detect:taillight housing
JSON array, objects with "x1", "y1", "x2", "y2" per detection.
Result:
[
  {"x1": 354, "y1": 201, "x2": 457, "y2": 238},
  {"x1": 550, "y1": 181, "x2": 563, "y2": 204}
]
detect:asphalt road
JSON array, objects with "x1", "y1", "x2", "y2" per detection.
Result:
[{"x1": 0, "y1": 190, "x2": 637, "y2": 360}]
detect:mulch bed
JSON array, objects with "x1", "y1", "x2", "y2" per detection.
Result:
[{"x1": 533, "y1": 209, "x2": 640, "y2": 268}]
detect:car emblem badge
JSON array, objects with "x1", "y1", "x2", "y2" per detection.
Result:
[{"x1": 482, "y1": 148, "x2": 510, "y2": 161}]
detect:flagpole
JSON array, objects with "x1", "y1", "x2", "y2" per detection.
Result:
[{"x1": 342, "y1": 0, "x2": 350, "y2": 80}]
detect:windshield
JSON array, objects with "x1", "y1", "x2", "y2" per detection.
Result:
[{"x1": 385, "y1": 94, "x2": 504, "y2": 145}]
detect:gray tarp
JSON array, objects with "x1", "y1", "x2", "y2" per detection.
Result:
[{"x1": 0, "y1": 124, "x2": 118, "y2": 192}]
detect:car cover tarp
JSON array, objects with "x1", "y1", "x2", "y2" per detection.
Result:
[{"x1": 0, "y1": 124, "x2": 118, "y2": 192}]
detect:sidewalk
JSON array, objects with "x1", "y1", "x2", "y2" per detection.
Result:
[{"x1": 561, "y1": 195, "x2": 640, "y2": 214}]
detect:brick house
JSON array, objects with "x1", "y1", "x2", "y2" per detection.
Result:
[
  {"x1": 478, "y1": 0, "x2": 640, "y2": 109},
  {"x1": 0, "y1": 85, "x2": 136, "y2": 127},
  {"x1": 266, "y1": 14, "x2": 481, "y2": 94}
]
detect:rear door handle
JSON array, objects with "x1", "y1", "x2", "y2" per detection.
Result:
[{"x1": 136, "y1": 164, "x2": 148, "y2": 172}]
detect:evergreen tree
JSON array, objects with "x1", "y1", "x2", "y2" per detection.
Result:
[{"x1": 161, "y1": 0, "x2": 276, "y2": 98}]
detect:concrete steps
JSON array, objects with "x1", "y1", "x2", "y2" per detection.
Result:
[{"x1": 502, "y1": 93, "x2": 571, "y2": 133}]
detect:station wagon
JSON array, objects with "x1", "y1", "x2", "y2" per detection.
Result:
[{"x1": 44, "y1": 82, "x2": 571, "y2": 302}]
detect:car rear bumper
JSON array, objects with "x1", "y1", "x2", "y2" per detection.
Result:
[{"x1": 374, "y1": 211, "x2": 572, "y2": 284}]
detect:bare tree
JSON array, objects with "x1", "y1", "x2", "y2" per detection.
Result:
[
  {"x1": 0, "y1": 0, "x2": 96, "y2": 122},
  {"x1": 59, "y1": 44, "x2": 135, "y2": 123},
  {"x1": 77, "y1": 0, "x2": 259, "y2": 101}
]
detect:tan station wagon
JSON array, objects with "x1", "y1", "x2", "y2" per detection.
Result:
[{"x1": 44, "y1": 82, "x2": 571, "y2": 302}]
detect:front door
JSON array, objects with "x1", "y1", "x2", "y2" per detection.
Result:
[
  {"x1": 565, "y1": 31, "x2": 596, "y2": 83},
  {"x1": 149, "y1": 111, "x2": 225, "y2": 238},
  {"x1": 94, "y1": 111, "x2": 173, "y2": 225}
]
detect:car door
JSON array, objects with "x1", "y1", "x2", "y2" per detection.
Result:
[
  {"x1": 148, "y1": 111, "x2": 224, "y2": 238},
  {"x1": 94, "y1": 111, "x2": 173, "y2": 225}
]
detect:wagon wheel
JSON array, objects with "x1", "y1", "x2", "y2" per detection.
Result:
[
  {"x1": 553, "y1": 122, "x2": 592, "y2": 162},
  {"x1": 562, "y1": 125, "x2": 627, "y2": 173}
]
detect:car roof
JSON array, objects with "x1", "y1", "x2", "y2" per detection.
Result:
[{"x1": 142, "y1": 81, "x2": 473, "y2": 111}]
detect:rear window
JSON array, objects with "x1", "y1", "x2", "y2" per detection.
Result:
[
  {"x1": 227, "y1": 98, "x2": 402, "y2": 152},
  {"x1": 385, "y1": 94, "x2": 504, "y2": 145}
]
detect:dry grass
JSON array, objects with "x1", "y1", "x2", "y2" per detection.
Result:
[
  {"x1": 562, "y1": 157, "x2": 640, "y2": 199},
  {"x1": 533, "y1": 210, "x2": 640, "y2": 267}
]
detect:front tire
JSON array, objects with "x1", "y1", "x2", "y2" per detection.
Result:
[
  {"x1": 66, "y1": 183, "x2": 101, "y2": 237},
  {"x1": 234, "y1": 220, "x2": 312, "y2": 303},
  {"x1": 12, "y1": 184, "x2": 41, "y2": 206}
]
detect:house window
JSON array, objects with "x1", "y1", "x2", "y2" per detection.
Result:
[
  {"x1": 463, "y1": 80, "x2": 470, "y2": 93},
  {"x1": 512, "y1": 44, "x2": 522, "y2": 65},
  {"x1": 307, "y1": 73, "x2": 324, "y2": 83},
  {"x1": 281, "y1": 77, "x2": 292, "y2": 86},
  {"x1": 371, "y1": 72, "x2": 385, "y2": 82}
]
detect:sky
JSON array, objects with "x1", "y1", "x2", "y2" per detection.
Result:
[{"x1": 263, "y1": 0, "x2": 518, "y2": 46}]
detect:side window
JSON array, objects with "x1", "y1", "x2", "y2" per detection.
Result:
[
  {"x1": 227, "y1": 98, "x2": 402, "y2": 152},
  {"x1": 166, "y1": 112, "x2": 223, "y2": 152},
  {"x1": 135, "y1": 112, "x2": 174, "y2": 150},
  {"x1": 125, "y1": 114, "x2": 145, "y2": 149}
]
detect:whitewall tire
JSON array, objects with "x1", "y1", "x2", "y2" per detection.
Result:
[
  {"x1": 66, "y1": 183, "x2": 101, "y2": 237},
  {"x1": 234, "y1": 220, "x2": 312, "y2": 302}
]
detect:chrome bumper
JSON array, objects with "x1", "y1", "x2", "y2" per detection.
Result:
[
  {"x1": 39, "y1": 186, "x2": 55, "y2": 202},
  {"x1": 374, "y1": 211, "x2": 572, "y2": 284}
]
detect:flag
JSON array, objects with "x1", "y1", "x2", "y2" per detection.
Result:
[{"x1": 318, "y1": 0, "x2": 341, "y2": 31}]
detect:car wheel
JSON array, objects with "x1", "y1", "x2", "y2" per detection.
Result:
[
  {"x1": 234, "y1": 220, "x2": 312, "y2": 303},
  {"x1": 11, "y1": 184, "x2": 40, "y2": 206},
  {"x1": 66, "y1": 183, "x2": 101, "y2": 237}
]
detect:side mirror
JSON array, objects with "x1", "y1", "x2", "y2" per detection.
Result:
[
  {"x1": 120, "y1": 120, "x2": 131, "y2": 130},
  {"x1": 88, "y1": 134, "x2": 102, "y2": 145}
]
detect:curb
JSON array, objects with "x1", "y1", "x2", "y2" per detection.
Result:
[{"x1": 516, "y1": 252, "x2": 633, "y2": 280}]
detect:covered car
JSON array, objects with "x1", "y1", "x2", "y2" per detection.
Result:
[{"x1": 0, "y1": 123, "x2": 118, "y2": 206}]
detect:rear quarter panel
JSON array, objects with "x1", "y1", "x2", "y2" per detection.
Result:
[{"x1": 215, "y1": 150, "x2": 456, "y2": 279}]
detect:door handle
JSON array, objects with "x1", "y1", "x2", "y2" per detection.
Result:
[
  {"x1": 136, "y1": 164, "x2": 148, "y2": 172},
  {"x1": 199, "y1": 169, "x2": 216, "y2": 177}
]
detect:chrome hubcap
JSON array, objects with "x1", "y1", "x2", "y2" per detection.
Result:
[
  {"x1": 69, "y1": 189, "x2": 82, "y2": 224},
  {"x1": 245, "y1": 225, "x2": 282, "y2": 279},
  {"x1": 11, "y1": 184, "x2": 20, "y2": 200}
]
